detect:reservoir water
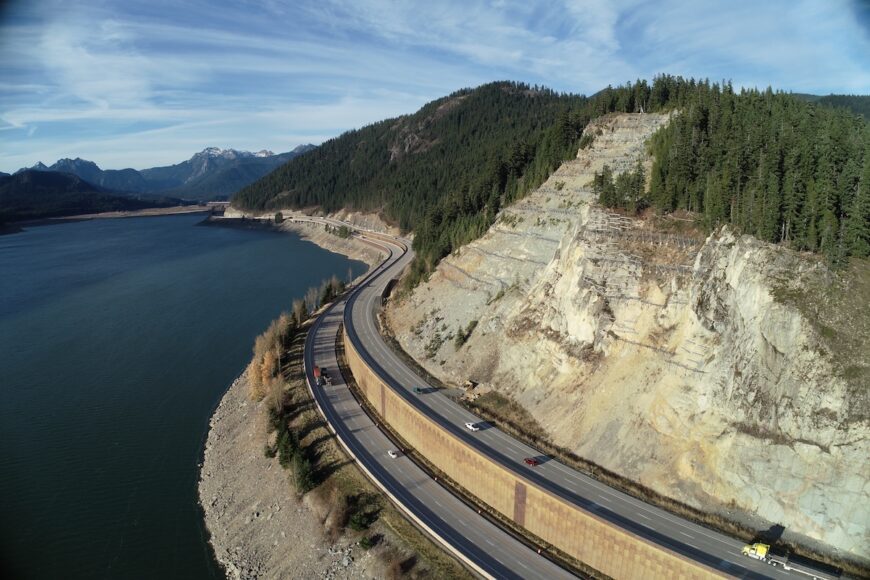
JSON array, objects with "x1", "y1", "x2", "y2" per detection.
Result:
[{"x1": 0, "y1": 214, "x2": 367, "y2": 579}]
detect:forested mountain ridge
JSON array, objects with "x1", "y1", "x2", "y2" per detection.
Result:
[
  {"x1": 793, "y1": 93, "x2": 870, "y2": 120},
  {"x1": 0, "y1": 171, "x2": 179, "y2": 222},
  {"x1": 595, "y1": 84, "x2": 870, "y2": 264},
  {"x1": 234, "y1": 82, "x2": 588, "y2": 230},
  {"x1": 235, "y1": 77, "x2": 869, "y2": 283},
  {"x1": 235, "y1": 81, "x2": 606, "y2": 284}
]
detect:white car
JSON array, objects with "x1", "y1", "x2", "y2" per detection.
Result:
[
  {"x1": 464, "y1": 422, "x2": 480, "y2": 432},
  {"x1": 387, "y1": 450, "x2": 398, "y2": 459}
]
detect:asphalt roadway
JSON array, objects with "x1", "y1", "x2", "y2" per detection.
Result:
[{"x1": 304, "y1": 221, "x2": 835, "y2": 580}]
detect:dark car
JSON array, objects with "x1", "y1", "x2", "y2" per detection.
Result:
[{"x1": 523, "y1": 457, "x2": 540, "y2": 467}]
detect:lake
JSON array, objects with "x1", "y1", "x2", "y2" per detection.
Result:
[{"x1": 0, "y1": 214, "x2": 367, "y2": 579}]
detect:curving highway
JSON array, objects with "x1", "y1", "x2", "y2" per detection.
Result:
[
  {"x1": 302, "y1": 217, "x2": 836, "y2": 580},
  {"x1": 303, "y1": 233, "x2": 574, "y2": 579}
]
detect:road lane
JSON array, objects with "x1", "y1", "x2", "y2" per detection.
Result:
[{"x1": 304, "y1": 241, "x2": 575, "y2": 579}]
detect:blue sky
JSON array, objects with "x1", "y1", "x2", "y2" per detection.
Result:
[{"x1": 1, "y1": 0, "x2": 868, "y2": 173}]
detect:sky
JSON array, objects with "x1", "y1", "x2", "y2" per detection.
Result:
[{"x1": 1, "y1": 0, "x2": 869, "y2": 173}]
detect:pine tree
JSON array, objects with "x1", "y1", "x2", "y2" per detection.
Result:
[{"x1": 844, "y1": 157, "x2": 870, "y2": 257}]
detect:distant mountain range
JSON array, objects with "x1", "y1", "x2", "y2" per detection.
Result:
[
  {"x1": 1, "y1": 145, "x2": 315, "y2": 224},
  {"x1": 0, "y1": 170, "x2": 183, "y2": 222},
  {"x1": 14, "y1": 144, "x2": 316, "y2": 201}
]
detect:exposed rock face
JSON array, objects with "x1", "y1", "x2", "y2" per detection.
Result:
[{"x1": 386, "y1": 113, "x2": 869, "y2": 559}]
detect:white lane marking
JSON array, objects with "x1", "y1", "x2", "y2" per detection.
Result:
[
  {"x1": 637, "y1": 512, "x2": 650, "y2": 520},
  {"x1": 485, "y1": 539, "x2": 495, "y2": 547},
  {"x1": 680, "y1": 532, "x2": 694, "y2": 539},
  {"x1": 598, "y1": 495, "x2": 612, "y2": 503}
]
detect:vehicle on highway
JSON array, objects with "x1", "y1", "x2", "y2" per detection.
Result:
[
  {"x1": 741, "y1": 543, "x2": 840, "y2": 579},
  {"x1": 464, "y1": 422, "x2": 480, "y2": 432},
  {"x1": 387, "y1": 450, "x2": 399, "y2": 459},
  {"x1": 413, "y1": 386, "x2": 424, "y2": 394},
  {"x1": 523, "y1": 457, "x2": 540, "y2": 467}
]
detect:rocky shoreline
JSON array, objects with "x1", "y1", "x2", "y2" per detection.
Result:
[
  {"x1": 198, "y1": 217, "x2": 386, "y2": 579},
  {"x1": 199, "y1": 375, "x2": 376, "y2": 579}
]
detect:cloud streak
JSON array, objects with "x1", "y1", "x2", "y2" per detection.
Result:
[{"x1": 0, "y1": 0, "x2": 867, "y2": 173}]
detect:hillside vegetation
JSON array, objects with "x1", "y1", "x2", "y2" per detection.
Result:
[
  {"x1": 0, "y1": 170, "x2": 179, "y2": 222},
  {"x1": 235, "y1": 77, "x2": 869, "y2": 283},
  {"x1": 795, "y1": 93, "x2": 870, "y2": 120},
  {"x1": 596, "y1": 85, "x2": 870, "y2": 264},
  {"x1": 236, "y1": 82, "x2": 583, "y2": 281}
]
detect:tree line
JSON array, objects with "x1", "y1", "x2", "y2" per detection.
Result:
[
  {"x1": 235, "y1": 77, "x2": 869, "y2": 282},
  {"x1": 594, "y1": 81, "x2": 869, "y2": 264}
]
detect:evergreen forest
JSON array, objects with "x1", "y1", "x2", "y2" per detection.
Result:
[
  {"x1": 234, "y1": 77, "x2": 870, "y2": 283},
  {"x1": 596, "y1": 82, "x2": 870, "y2": 264}
]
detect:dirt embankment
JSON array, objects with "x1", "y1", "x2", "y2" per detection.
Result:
[
  {"x1": 200, "y1": 374, "x2": 373, "y2": 579},
  {"x1": 279, "y1": 220, "x2": 383, "y2": 269}
]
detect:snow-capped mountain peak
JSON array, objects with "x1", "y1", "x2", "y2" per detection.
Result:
[{"x1": 193, "y1": 147, "x2": 273, "y2": 161}]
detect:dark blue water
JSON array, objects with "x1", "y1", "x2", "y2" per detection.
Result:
[{"x1": 0, "y1": 214, "x2": 366, "y2": 579}]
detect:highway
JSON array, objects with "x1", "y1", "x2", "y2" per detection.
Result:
[
  {"x1": 304, "y1": 236, "x2": 575, "y2": 579},
  {"x1": 302, "y1": 217, "x2": 837, "y2": 580}
]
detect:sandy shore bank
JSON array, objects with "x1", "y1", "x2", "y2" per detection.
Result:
[
  {"x1": 199, "y1": 374, "x2": 377, "y2": 579},
  {"x1": 279, "y1": 220, "x2": 383, "y2": 269},
  {"x1": 26, "y1": 205, "x2": 211, "y2": 224}
]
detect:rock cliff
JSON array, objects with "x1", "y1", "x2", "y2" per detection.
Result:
[{"x1": 386, "y1": 113, "x2": 869, "y2": 560}]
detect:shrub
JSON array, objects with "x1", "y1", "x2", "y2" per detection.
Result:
[
  {"x1": 276, "y1": 428, "x2": 299, "y2": 468},
  {"x1": 292, "y1": 453, "x2": 315, "y2": 493},
  {"x1": 348, "y1": 511, "x2": 370, "y2": 531},
  {"x1": 454, "y1": 319, "x2": 479, "y2": 349}
]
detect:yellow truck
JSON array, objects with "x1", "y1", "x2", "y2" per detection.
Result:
[{"x1": 741, "y1": 543, "x2": 840, "y2": 579}]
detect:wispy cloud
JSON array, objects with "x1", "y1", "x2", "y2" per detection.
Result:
[{"x1": 0, "y1": 0, "x2": 867, "y2": 172}]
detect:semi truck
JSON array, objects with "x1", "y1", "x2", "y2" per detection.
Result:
[{"x1": 741, "y1": 543, "x2": 840, "y2": 579}]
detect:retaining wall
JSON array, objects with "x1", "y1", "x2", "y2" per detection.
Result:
[{"x1": 344, "y1": 327, "x2": 721, "y2": 579}]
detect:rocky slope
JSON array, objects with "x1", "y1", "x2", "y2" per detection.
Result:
[{"x1": 386, "y1": 113, "x2": 869, "y2": 560}]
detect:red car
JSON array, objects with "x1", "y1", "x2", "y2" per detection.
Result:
[{"x1": 523, "y1": 457, "x2": 540, "y2": 467}]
